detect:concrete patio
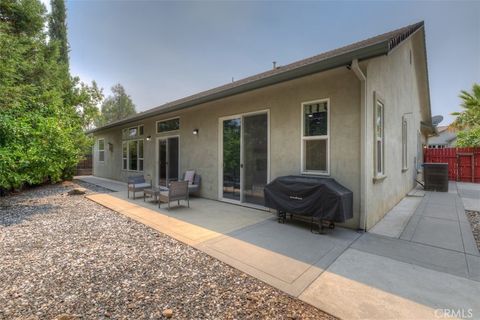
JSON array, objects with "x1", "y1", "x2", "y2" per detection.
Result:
[{"x1": 76, "y1": 176, "x2": 480, "y2": 319}]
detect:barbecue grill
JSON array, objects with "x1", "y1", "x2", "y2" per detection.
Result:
[{"x1": 264, "y1": 175, "x2": 353, "y2": 233}]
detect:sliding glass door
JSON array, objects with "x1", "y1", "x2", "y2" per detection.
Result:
[
  {"x1": 220, "y1": 111, "x2": 268, "y2": 206},
  {"x1": 158, "y1": 136, "x2": 179, "y2": 187}
]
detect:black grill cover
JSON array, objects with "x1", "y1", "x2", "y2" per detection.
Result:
[{"x1": 264, "y1": 175, "x2": 353, "y2": 223}]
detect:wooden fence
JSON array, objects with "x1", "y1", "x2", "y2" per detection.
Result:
[
  {"x1": 424, "y1": 147, "x2": 480, "y2": 183},
  {"x1": 76, "y1": 154, "x2": 93, "y2": 176}
]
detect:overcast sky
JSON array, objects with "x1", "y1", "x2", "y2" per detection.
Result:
[{"x1": 50, "y1": 1, "x2": 479, "y2": 125}]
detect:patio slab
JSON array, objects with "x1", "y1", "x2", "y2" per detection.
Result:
[
  {"x1": 369, "y1": 196, "x2": 421, "y2": 238},
  {"x1": 299, "y1": 249, "x2": 480, "y2": 320},
  {"x1": 411, "y1": 216, "x2": 464, "y2": 252},
  {"x1": 352, "y1": 233, "x2": 469, "y2": 278},
  {"x1": 198, "y1": 220, "x2": 360, "y2": 296},
  {"x1": 79, "y1": 176, "x2": 480, "y2": 319}
]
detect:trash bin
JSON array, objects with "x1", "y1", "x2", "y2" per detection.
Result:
[{"x1": 423, "y1": 163, "x2": 449, "y2": 192}]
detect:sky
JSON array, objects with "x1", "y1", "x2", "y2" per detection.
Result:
[{"x1": 45, "y1": 0, "x2": 479, "y2": 125}]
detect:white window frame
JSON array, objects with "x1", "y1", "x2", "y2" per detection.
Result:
[
  {"x1": 123, "y1": 139, "x2": 144, "y2": 172},
  {"x1": 156, "y1": 117, "x2": 180, "y2": 134},
  {"x1": 374, "y1": 93, "x2": 385, "y2": 179},
  {"x1": 402, "y1": 116, "x2": 408, "y2": 171},
  {"x1": 98, "y1": 138, "x2": 105, "y2": 162},
  {"x1": 300, "y1": 98, "x2": 330, "y2": 175}
]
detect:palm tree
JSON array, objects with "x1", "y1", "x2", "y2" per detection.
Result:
[{"x1": 451, "y1": 83, "x2": 480, "y2": 129}]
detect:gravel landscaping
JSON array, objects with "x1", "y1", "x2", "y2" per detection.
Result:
[
  {"x1": 0, "y1": 181, "x2": 335, "y2": 320},
  {"x1": 466, "y1": 210, "x2": 480, "y2": 250}
]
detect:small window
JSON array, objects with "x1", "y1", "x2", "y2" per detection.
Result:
[
  {"x1": 129, "y1": 127, "x2": 137, "y2": 138},
  {"x1": 374, "y1": 96, "x2": 385, "y2": 177},
  {"x1": 301, "y1": 100, "x2": 329, "y2": 174},
  {"x1": 157, "y1": 118, "x2": 180, "y2": 133},
  {"x1": 402, "y1": 117, "x2": 408, "y2": 171},
  {"x1": 124, "y1": 125, "x2": 144, "y2": 139},
  {"x1": 98, "y1": 139, "x2": 105, "y2": 162}
]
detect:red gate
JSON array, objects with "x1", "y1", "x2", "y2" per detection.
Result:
[{"x1": 424, "y1": 147, "x2": 480, "y2": 183}]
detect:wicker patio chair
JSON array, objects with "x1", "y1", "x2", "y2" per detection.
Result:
[
  {"x1": 127, "y1": 175, "x2": 152, "y2": 200},
  {"x1": 159, "y1": 181, "x2": 189, "y2": 209}
]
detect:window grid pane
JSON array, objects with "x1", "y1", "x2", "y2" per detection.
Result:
[
  {"x1": 375, "y1": 99, "x2": 384, "y2": 175},
  {"x1": 128, "y1": 140, "x2": 138, "y2": 171},
  {"x1": 304, "y1": 139, "x2": 327, "y2": 171},
  {"x1": 157, "y1": 118, "x2": 180, "y2": 133},
  {"x1": 304, "y1": 102, "x2": 328, "y2": 136}
]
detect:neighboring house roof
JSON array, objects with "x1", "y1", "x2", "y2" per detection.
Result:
[
  {"x1": 428, "y1": 125, "x2": 457, "y2": 146},
  {"x1": 89, "y1": 21, "x2": 427, "y2": 133}
]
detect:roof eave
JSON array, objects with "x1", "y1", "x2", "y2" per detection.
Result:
[{"x1": 87, "y1": 41, "x2": 389, "y2": 134}]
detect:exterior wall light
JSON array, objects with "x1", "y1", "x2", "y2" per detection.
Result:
[
  {"x1": 146, "y1": 135, "x2": 152, "y2": 141},
  {"x1": 193, "y1": 129, "x2": 199, "y2": 135}
]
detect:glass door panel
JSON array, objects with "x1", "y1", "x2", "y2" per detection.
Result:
[
  {"x1": 158, "y1": 137, "x2": 179, "y2": 187},
  {"x1": 158, "y1": 140, "x2": 167, "y2": 187},
  {"x1": 222, "y1": 118, "x2": 241, "y2": 201},
  {"x1": 168, "y1": 137, "x2": 179, "y2": 182},
  {"x1": 243, "y1": 113, "x2": 268, "y2": 206}
]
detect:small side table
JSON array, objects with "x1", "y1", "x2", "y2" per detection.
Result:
[{"x1": 143, "y1": 187, "x2": 160, "y2": 203}]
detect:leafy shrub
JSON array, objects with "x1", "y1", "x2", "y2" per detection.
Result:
[{"x1": 0, "y1": 0, "x2": 88, "y2": 190}]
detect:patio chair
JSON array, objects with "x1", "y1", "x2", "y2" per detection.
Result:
[
  {"x1": 127, "y1": 175, "x2": 152, "y2": 200},
  {"x1": 182, "y1": 170, "x2": 201, "y2": 195},
  {"x1": 159, "y1": 181, "x2": 189, "y2": 209}
]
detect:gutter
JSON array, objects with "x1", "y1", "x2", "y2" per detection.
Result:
[{"x1": 350, "y1": 59, "x2": 368, "y2": 232}]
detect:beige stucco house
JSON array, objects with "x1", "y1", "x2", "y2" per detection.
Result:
[{"x1": 89, "y1": 21, "x2": 433, "y2": 230}]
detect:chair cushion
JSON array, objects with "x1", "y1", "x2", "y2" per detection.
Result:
[
  {"x1": 132, "y1": 182, "x2": 151, "y2": 189},
  {"x1": 184, "y1": 170, "x2": 195, "y2": 185}
]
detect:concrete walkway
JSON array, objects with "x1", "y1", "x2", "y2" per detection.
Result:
[{"x1": 76, "y1": 176, "x2": 480, "y2": 320}]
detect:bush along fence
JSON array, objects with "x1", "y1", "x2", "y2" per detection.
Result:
[{"x1": 424, "y1": 147, "x2": 480, "y2": 183}]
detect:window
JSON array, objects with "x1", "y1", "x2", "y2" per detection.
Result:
[
  {"x1": 129, "y1": 127, "x2": 138, "y2": 138},
  {"x1": 157, "y1": 118, "x2": 180, "y2": 133},
  {"x1": 374, "y1": 96, "x2": 385, "y2": 177},
  {"x1": 122, "y1": 141, "x2": 127, "y2": 170},
  {"x1": 301, "y1": 99, "x2": 329, "y2": 174},
  {"x1": 125, "y1": 139, "x2": 144, "y2": 171},
  {"x1": 123, "y1": 125, "x2": 144, "y2": 139},
  {"x1": 402, "y1": 117, "x2": 408, "y2": 171},
  {"x1": 98, "y1": 139, "x2": 105, "y2": 162}
]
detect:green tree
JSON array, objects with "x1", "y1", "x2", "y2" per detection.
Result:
[
  {"x1": 48, "y1": 0, "x2": 68, "y2": 65},
  {"x1": 452, "y1": 84, "x2": 480, "y2": 147},
  {"x1": 456, "y1": 127, "x2": 480, "y2": 147},
  {"x1": 73, "y1": 80, "x2": 104, "y2": 130},
  {"x1": 97, "y1": 84, "x2": 136, "y2": 126},
  {"x1": 452, "y1": 83, "x2": 480, "y2": 129},
  {"x1": 0, "y1": 0, "x2": 89, "y2": 190}
]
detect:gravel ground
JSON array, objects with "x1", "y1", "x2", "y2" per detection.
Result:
[
  {"x1": 466, "y1": 210, "x2": 480, "y2": 250},
  {"x1": 0, "y1": 181, "x2": 335, "y2": 320}
]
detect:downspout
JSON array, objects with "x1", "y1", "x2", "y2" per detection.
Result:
[{"x1": 350, "y1": 59, "x2": 368, "y2": 232}]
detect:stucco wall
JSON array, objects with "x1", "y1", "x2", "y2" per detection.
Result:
[
  {"x1": 93, "y1": 67, "x2": 362, "y2": 228},
  {"x1": 363, "y1": 30, "x2": 430, "y2": 229}
]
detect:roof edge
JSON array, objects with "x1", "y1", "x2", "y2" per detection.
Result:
[{"x1": 88, "y1": 21, "x2": 424, "y2": 134}]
